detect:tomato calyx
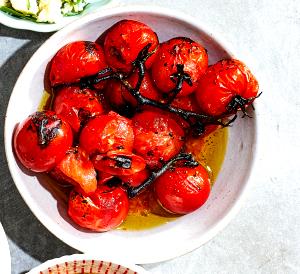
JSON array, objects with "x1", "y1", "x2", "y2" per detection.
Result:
[
  {"x1": 126, "y1": 152, "x2": 198, "y2": 199},
  {"x1": 30, "y1": 112, "x2": 62, "y2": 147},
  {"x1": 226, "y1": 92, "x2": 262, "y2": 118}
]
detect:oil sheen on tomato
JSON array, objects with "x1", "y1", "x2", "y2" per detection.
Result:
[{"x1": 118, "y1": 127, "x2": 228, "y2": 231}]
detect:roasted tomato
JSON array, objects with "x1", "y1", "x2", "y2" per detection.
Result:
[
  {"x1": 68, "y1": 185, "x2": 129, "y2": 231},
  {"x1": 79, "y1": 111, "x2": 134, "y2": 156},
  {"x1": 53, "y1": 86, "x2": 105, "y2": 132},
  {"x1": 118, "y1": 168, "x2": 150, "y2": 187},
  {"x1": 132, "y1": 111, "x2": 185, "y2": 169},
  {"x1": 103, "y1": 20, "x2": 159, "y2": 73},
  {"x1": 50, "y1": 147, "x2": 97, "y2": 194},
  {"x1": 49, "y1": 41, "x2": 107, "y2": 86},
  {"x1": 93, "y1": 151, "x2": 146, "y2": 176},
  {"x1": 14, "y1": 111, "x2": 73, "y2": 172},
  {"x1": 107, "y1": 71, "x2": 161, "y2": 110},
  {"x1": 154, "y1": 165, "x2": 210, "y2": 214},
  {"x1": 151, "y1": 37, "x2": 208, "y2": 96},
  {"x1": 195, "y1": 59, "x2": 259, "y2": 116}
]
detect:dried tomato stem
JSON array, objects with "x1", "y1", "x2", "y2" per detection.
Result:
[{"x1": 126, "y1": 152, "x2": 198, "y2": 198}]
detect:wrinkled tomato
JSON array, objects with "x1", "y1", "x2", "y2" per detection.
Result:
[
  {"x1": 53, "y1": 86, "x2": 104, "y2": 133},
  {"x1": 49, "y1": 41, "x2": 107, "y2": 86},
  {"x1": 154, "y1": 165, "x2": 210, "y2": 214},
  {"x1": 103, "y1": 20, "x2": 159, "y2": 73},
  {"x1": 132, "y1": 111, "x2": 185, "y2": 169},
  {"x1": 151, "y1": 37, "x2": 208, "y2": 96},
  {"x1": 14, "y1": 111, "x2": 73, "y2": 172},
  {"x1": 195, "y1": 59, "x2": 259, "y2": 116},
  {"x1": 79, "y1": 111, "x2": 134, "y2": 156},
  {"x1": 50, "y1": 147, "x2": 97, "y2": 194},
  {"x1": 68, "y1": 185, "x2": 129, "y2": 231},
  {"x1": 118, "y1": 168, "x2": 150, "y2": 187}
]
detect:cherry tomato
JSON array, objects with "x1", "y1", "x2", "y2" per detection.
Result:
[
  {"x1": 79, "y1": 111, "x2": 134, "y2": 156},
  {"x1": 107, "y1": 71, "x2": 161, "y2": 110},
  {"x1": 14, "y1": 111, "x2": 73, "y2": 172},
  {"x1": 118, "y1": 168, "x2": 150, "y2": 187},
  {"x1": 151, "y1": 37, "x2": 208, "y2": 96},
  {"x1": 195, "y1": 59, "x2": 259, "y2": 116},
  {"x1": 132, "y1": 111, "x2": 185, "y2": 169},
  {"x1": 154, "y1": 165, "x2": 211, "y2": 214},
  {"x1": 103, "y1": 20, "x2": 159, "y2": 73},
  {"x1": 53, "y1": 86, "x2": 104, "y2": 133},
  {"x1": 97, "y1": 172, "x2": 116, "y2": 185},
  {"x1": 93, "y1": 151, "x2": 146, "y2": 176},
  {"x1": 50, "y1": 147, "x2": 97, "y2": 194},
  {"x1": 68, "y1": 185, "x2": 129, "y2": 231},
  {"x1": 49, "y1": 41, "x2": 107, "y2": 86}
]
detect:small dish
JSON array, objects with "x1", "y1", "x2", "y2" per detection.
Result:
[{"x1": 0, "y1": 0, "x2": 118, "y2": 32}]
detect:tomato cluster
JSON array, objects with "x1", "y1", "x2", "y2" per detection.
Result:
[{"x1": 13, "y1": 19, "x2": 259, "y2": 232}]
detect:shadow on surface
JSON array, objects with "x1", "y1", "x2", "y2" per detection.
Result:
[{"x1": 0, "y1": 26, "x2": 78, "y2": 272}]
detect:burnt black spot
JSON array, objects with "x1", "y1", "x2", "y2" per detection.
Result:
[{"x1": 84, "y1": 41, "x2": 97, "y2": 56}]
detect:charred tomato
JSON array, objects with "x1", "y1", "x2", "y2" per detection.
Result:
[
  {"x1": 103, "y1": 20, "x2": 159, "y2": 73},
  {"x1": 49, "y1": 41, "x2": 107, "y2": 87},
  {"x1": 195, "y1": 59, "x2": 259, "y2": 116},
  {"x1": 151, "y1": 37, "x2": 208, "y2": 96},
  {"x1": 14, "y1": 111, "x2": 73, "y2": 172},
  {"x1": 68, "y1": 185, "x2": 129, "y2": 231},
  {"x1": 154, "y1": 165, "x2": 211, "y2": 214},
  {"x1": 53, "y1": 86, "x2": 105, "y2": 133}
]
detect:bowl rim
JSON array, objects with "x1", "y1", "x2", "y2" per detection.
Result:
[
  {"x1": 4, "y1": 5, "x2": 259, "y2": 264},
  {"x1": 27, "y1": 253, "x2": 149, "y2": 274}
]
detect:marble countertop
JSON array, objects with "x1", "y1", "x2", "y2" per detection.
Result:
[{"x1": 0, "y1": 0, "x2": 299, "y2": 273}]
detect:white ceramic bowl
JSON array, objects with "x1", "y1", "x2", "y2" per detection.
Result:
[
  {"x1": 28, "y1": 254, "x2": 148, "y2": 274},
  {"x1": 4, "y1": 6, "x2": 257, "y2": 264},
  {"x1": 0, "y1": 0, "x2": 117, "y2": 32}
]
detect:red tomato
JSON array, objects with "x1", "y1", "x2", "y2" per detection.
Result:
[
  {"x1": 151, "y1": 37, "x2": 208, "y2": 96},
  {"x1": 118, "y1": 168, "x2": 150, "y2": 187},
  {"x1": 68, "y1": 185, "x2": 129, "y2": 231},
  {"x1": 79, "y1": 111, "x2": 134, "y2": 156},
  {"x1": 50, "y1": 147, "x2": 97, "y2": 194},
  {"x1": 195, "y1": 59, "x2": 259, "y2": 116},
  {"x1": 132, "y1": 111, "x2": 185, "y2": 169},
  {"x1": 97, "y1": 172, "x2": 115, "y2": 185},
  {"x1": 53, "y1": 86, "x2": 104, "y2": 133},
  {"x1": 93, "y1": 151, "x2": 146, "y2": 176},
  {"x1": 103, "y1": 20, "x2": 159, "y2": 73},
  {"x1": 107, "y1": 71, "x2": 161, "y2": 110},
  {"x1": 154, "y1": 165, "x2": 211, "y2": 214},
  {"x1": 49, "y1": 41, "x2": 107, "y2": 86},
  {"x1": 14, "y1": 111, "x2": 73, "y2": 172}
]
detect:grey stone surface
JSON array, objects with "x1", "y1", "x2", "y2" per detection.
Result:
[{"x1": 1, "y1": 0, "x2": 299, "y2": 273}]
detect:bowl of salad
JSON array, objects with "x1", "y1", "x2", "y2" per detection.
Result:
[
  {"x1": 0, "y1": 0, "x2": 116, "y2": 32},
  {"x1": 5, "y1": 5, "x2": 259, "y2": 263}
]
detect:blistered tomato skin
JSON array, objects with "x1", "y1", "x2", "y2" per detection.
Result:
[
  {"x1": 154, "y1": 165, "x2": 211, "y2": 214},
  {"x1": 103, "y1": 20, "x2": 159, "y2": 73},
  {"x1": 132, "y1": 111, "x2": 185, "y2": 169},
  {"x1": 79, "y1": 111, "x2": 134, "y2": 156},
  {"x1": 195, "y1": 59, "x2": 259, "y2": 116},
  {"x1": 68, "y1": 185, "x2": 129, "y2": 232},
  {"x1": 14, "y1": 111, "x2": 73, "y2": 173},
  {"x1": 151, "y1": 37, "x2": 208, "y2": 96},
  {"x1": 53, "y1": 86, "x2": 104, "y2": 132},
  {"x1": 49, "y1": 41, "x2": 107, "y2": 86}
]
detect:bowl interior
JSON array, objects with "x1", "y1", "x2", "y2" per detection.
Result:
[{"x1": 5, "y1": 7, "x2": 256, "y2": 264}]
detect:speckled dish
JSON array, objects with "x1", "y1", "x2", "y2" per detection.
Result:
[
  {"x1": 0, "y1": 223, "x2": 11, "y2": 274},
  {"x1": 27, "y1": 254, "x2": 148, "y2": 274},
  {"x1": 5, "y1": 5, "x2": 258, "y2": 264}
]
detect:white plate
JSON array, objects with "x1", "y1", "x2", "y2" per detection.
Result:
[
  {"x1": 4, "y1": 6, "x2": 258, "y2": 264},
  {"x1": 0, "y1": 223, "x2": 11, "y2": 274},
  {"x1": 0, "y1": 0, "x2": 118, "y2": 32}
]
